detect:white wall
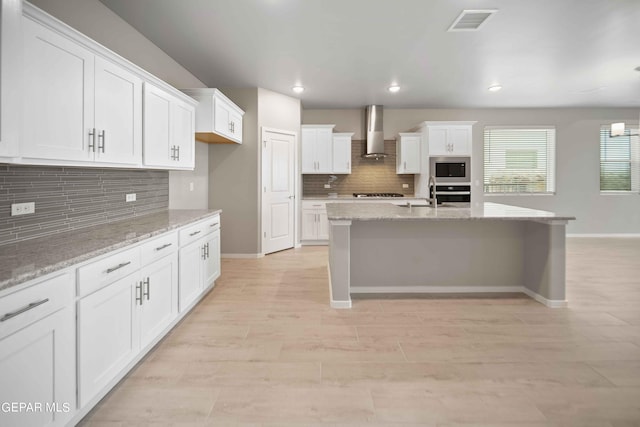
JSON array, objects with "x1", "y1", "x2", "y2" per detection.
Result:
[
  {"x1": 304, "y1": 108, "x2": 640, "y2": 235},
  {"x1": 30, "y1": 0, "x2": 210, "y2": 210}
]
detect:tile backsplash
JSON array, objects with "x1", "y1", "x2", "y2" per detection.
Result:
[
  {"x1": 0, "y1": 165, "x2": 168, "y2": 245},
  {"x1": 303, "y1": 140, "x2": 415, "y2": 196}
]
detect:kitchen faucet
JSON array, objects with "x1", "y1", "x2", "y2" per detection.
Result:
[{"x1": 426, "y1": 175, "x2": 438, "y2": 208}]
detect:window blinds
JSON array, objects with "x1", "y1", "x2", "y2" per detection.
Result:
[
  {"x1": 484, "y1": 127, "x2": 556, "y2": 194},
  {"x1": 600, "y1": 126, "x2": 639, "y2": 192}
]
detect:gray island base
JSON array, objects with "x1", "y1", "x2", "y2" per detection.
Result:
[{"x1": 327, "y1": 202, "x2": 576, "y2": 309}]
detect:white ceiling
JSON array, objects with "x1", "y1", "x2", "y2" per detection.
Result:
[{"x1": 99, "y1": 0, "x2": 640, "y2": 109}]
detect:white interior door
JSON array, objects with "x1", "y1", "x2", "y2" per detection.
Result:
[{"x1": 262, "y1": 129, "x2": 296, "y2": 255}]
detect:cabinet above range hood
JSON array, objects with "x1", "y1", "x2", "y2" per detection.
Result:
[{"x1": 362, "y1": 105, "x2": 387, "y2": 159}]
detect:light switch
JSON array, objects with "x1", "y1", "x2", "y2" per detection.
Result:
[
  {"x1": 402, "y1": 184, "x2": 409, "y2": 189},
  {"x1": 125, "y1": 193, "x2": 137, "y2": 202},
  {"x1": 189, "y1": 182, "x2": 194, "y2": 191}
]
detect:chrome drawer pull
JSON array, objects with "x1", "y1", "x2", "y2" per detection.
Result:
[
  {"x1": 209, "y1": 223, "x2": 219, "y2": 227},
  {"x1": 1, "y1": 298, "x2": 49, "y2": 322},
  {"x1": 155, "y1": 243, "x2": 172, "y2": 251},
  {"x1": 106, "y1": 261, "x2": 131, "y2": 274},
  {"x1": 189, "y1": 230, "x2": 201, "y2": 237}
]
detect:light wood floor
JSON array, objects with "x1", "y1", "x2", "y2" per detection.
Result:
[{"x1": 81, "y1": 238, "x2": 640, "y2": 426}]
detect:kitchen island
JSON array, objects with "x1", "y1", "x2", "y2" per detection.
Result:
[{"x1": 327, "y1": 202, "x2": 575, "y2": 309}]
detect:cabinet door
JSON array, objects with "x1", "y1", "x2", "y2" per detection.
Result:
[
  {"x1": 0, "y1": 308, "x2": 75, "y2": 427},
  {"x1": 301, "y1": 128, "x2": 317, "y2": 173},
  {"x1": 203, "y1": 229, "x2": 221, "y2": 288},
  {"x1": 301, "y1": 209, "x2": 318, "y2": 240},
  {"x1": 332, "y1": 136, "x2": 351, "y2": 173},
  {"x1": 317, "y1": 210, "x2": 329, "y2": 240},
  {"x1": 178, "y1": 239, "x2": 204, "y2": 311},
  {"x1": 398, "y1": 136, "x2": 421, "y2": 173},
  {"x1": 143, "y1": 83, "x2": 172, "y2": 167},
  {"x1": 139, "y1": 254, "x2": 178, "y2": 349},
  {"x1": 22, "y1": 17, "x2": 95, "y2": 161},
  {"x1": 94, "y1": 56, "x2": 142, "y2": 165},
  {"x1": 0, "y1": 0, "x2": 21, "y2": 157},
  {"x1": 427, "y1": 127, "x2": 449, "y2": 156},
  {"x1": 229, "y1": 110, "x2": 243, "y2": 143},
  {"x1": 172, "y1": 100, "x2": 195, "y2": 169},
  {"x1": 315, "y1": 128, "x2": 333, "y2": 173},
  {"x1": 449, "y1": 126, "x2": 472, "y2": 155},
  {"x1": 77, "y1": 274, "x2": 139, "y2": 407},
  {"x1": 214, "y1": 98, "x2": 231, "y2": 139}
]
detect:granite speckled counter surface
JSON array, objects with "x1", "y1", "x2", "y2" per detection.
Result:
[
  {"x1": 326, "y1": 202, "x2": 575, "y2": 222},
  {"x1": 0, "y1": 209, "x2": 221, "y2": 293}
]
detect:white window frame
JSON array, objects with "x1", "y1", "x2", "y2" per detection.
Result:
[
  {"x1": 599, "y1": 125, "x2": 640, "y2": 194},
  {"x1": 483, "y1": 126, "x2": 556, "y2": 195}
]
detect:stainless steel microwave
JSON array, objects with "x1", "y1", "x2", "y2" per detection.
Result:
[{"x1": 429, "y1": 157, "x2": 470, "y2": 183}]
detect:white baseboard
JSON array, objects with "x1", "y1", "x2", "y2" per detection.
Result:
[
  {"x1": 350, "y1": 285, "x2": 523, "y2": 294},
  {"x1": 568, "y1": 233, "x2": 640, "y2": 238},
  {"x1": 521, "y1": 288, "x2": 567, "y2": 308},
  {"x1": 330, "y1": 299, "x2": 352, "y2": 309},
  {"x1": 221, "y1": 253, "x2": 265, "y2": 259}
]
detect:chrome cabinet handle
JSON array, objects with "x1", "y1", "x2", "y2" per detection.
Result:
[
  {"x1": 143, "y1": 277, "x2": 150, "y2": 300},
  {"x1": 201, "y1": 245, "x2": 206, "y2": 260},
  {"x1": 88, "y1": 128, "x2": 96, "y2": 152},
  {"x1": 98, "y1": 130, "x2": 106, "y2": 153},
  {"x1": 106, "y1": 261, "x2": 131, "y2": 274},
  {"x1": 176, "y1": 146, "x2": 180, "y2": 161},
  {"x1": 155, "y1": 243, "x2": 172, "y2": 251},
  {"x1": 136, "y1": 281, "x2": 143, "y2": 305},
  {"x1": 209, "y1": 222, "x2": 219, "y2": 227},
  {"x1": 189, "y1": 230, "x2": 201, "y2": 237},
  {"x1": 1, "y1": 298, "x2": 49, "y2": 322},
  {"x1": 205, "y1": 242, "x2": 210, "y2": 259}
]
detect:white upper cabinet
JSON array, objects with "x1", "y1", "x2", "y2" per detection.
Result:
[
  {"x1": 143, "y1": 83, "x2": 195, "y2": 170},
  {"x1": 0, "y1": 0, "x2": 21, "y2": 158},
  {"x1": 301, "y1": 125, "x2": 335, "y2": 174},
  {"x1": 22, "y1": 18, "x2": 142, "y2": 166},
  {"x1": 14, "y1": 3, "x2": 197, "y2": 169},
  {"x1": 396, "y1": 133, "x2": 421, "y2": 174},
  {"x1": 181, "y1": 88, "x2": 244, "y2": 144},
  {"x1": 94, "y1": 57, "x2": 142, "y2": 165},
  {"x1": 22, "y1": 16, "x2": 96, "y2": 162},
  {"x1": 426, "y1": 124, "x2": 474, "y2": 156},
  {"x1": 332, "y1": 133, "x2": 353, "y2": 174}
]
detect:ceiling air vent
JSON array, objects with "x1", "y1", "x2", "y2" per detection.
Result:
[{"x1": 448, "y1": 9, "x2": 498, "y2": 32}]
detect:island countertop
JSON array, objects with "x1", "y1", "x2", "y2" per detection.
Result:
[
  {"x1": 0, "y1": 209, "x2": 221, "y2": 293},
  {"x1": 326, "y1": 202, "x2": 575, "y2": 222}
]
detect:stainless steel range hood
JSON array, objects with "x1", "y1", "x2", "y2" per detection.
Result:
[{"x1": 362, "y1": 105, "x2": 387, "y2": 159}]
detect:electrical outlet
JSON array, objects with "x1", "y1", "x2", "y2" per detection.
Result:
[
  {"x1": 402, "y1": 183, "x2": 409, "y2": 189},
  {"x1": 324, "y1": 184, "x2": 331, "y2": 189},
  {"x1": 125, "y1": 193, "x2": 137, "y2": 202},
  {"x1": 11, "y1": 202, "x2": 35, "y2": 216},
  {"x1": 189, "y1": 182, "x2": 194, "y2": 191}
]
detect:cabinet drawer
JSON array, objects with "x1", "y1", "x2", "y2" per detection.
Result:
[
  {"x1": 0, "y1": 272, "x2": 73, "y2": 339},
  {"x1": 179, "y1": 215, "x2": 220, "y2": 246},
  {"x1": 77, "y1": 246, "x2": 141, "y2": 297},
  {"x1": 140, "y1": 232, "x2": 178, "y2": 266},
  {"x1": 302, "y1": 201, "x2": 327, "y2": 210}
]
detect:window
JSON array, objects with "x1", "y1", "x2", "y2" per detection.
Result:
[
  {"x1": 600, "y1": 125, "x2": 639, "y2": 192},
  {"x1": 484, "y1": 127, "x2": 556, "y2": 194}
]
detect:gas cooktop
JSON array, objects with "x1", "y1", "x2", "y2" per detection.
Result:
[{"x1": 353, "y1": 193, "x2": 405, "y2": 198}]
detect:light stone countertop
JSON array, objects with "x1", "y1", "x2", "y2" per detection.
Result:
[
  {"x1": 303, "y1": 195, "x2": 417, "y2": 200},
  {"x1": 0, "y1": 209, "x2": 221, "y2": 293},
  {"x1": 326, "y1": 202, "x2": 576, "y2": 222}
]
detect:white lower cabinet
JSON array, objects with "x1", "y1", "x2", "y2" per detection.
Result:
[
  {"x1": 0, "y1": 272, "x2": 75, "y2": 427},
  {"x1": 139, "y1": 254, "x2": 179, "y2": 348},
  {"x1": 301, "y1": 201, "x2": 329, "y2": 242},
  {"x1": 77, "y1": 232, "x2": 181, "y2": 408},
  {"x1": 178, "y1": 219, "x2": 221, "y2": 311},
  {"x1": 77, "y1": 272, "x2": 139, "y2": 407}
]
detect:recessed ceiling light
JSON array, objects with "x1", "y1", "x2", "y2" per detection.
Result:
[
  {"x1": 488, "y1": 85, "x2": 502, "y2": 92},
  {"x1": 388, "y1": 85, "x2": 400, "y2": 93},
  {"x1": 292, "y1": 86, "x2": 304, "y2": 93}
]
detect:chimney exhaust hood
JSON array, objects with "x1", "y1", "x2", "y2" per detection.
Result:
[{"x1": 362, "y1": 105, "x2": 387, "y2": 159}]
